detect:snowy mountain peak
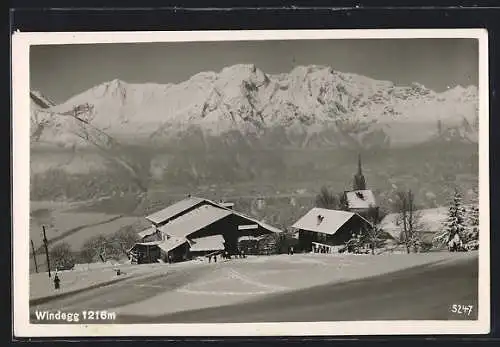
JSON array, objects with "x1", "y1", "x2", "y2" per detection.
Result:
[
  {"x1": 217, "y1": 64, "x2": 270, "y2": 87},
  {"x1": 220, "y1": 63, "x2": 260, "y2": 75},
  {"x1": 31, "y1": 64, "x2": 479, "y2": 149},
  {"x1": 92, "y1": 78, "x2": 128, "y2": 100}
]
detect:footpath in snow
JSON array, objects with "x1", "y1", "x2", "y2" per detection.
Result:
[{"x1": 113, "y1": 251, "x2": 478, "y2": 317}]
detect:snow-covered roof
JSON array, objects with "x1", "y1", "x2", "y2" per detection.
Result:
[
  {"x1": 146, "y1": 196, "x2": 207, "y2": 224},
  {"x1": 292, "y1": 207, "x2": 370, "y2": 235},
  {"x1": 135, "y1": 241, "x2": 163, "y2": 246},
  {"x1": 189, "y1": 235, "x2": 225, "y2": 252},
  {"x1": 238, "y1": 235, "x2": 267, "y2": 242},
  {"x1": 146, "y1": 196, "x2": 283, "y2": 238},
  {"x1": 157, "y1": 237, "x2": 188, "y2": 253},
  {"x1": 345, "y1": 190, "x2": 377, "y2": 210},
  {"x1": 158, "y1": 205, "x2": 233, "y2": 239},
  {"x1": 137, "y1": 226, "x2": 156, "y2": 238},
  {"x1": 130, "y1": 238, "x2": 188, "y2": 253}
]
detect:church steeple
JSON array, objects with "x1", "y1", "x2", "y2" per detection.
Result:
[{"x1": 353, "y1": 153, "x2": 367, "y2": 191}]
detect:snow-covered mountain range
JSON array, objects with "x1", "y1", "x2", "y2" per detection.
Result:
[{"x1": 30, "y1": 64, "x2": 479, "y2": 149}]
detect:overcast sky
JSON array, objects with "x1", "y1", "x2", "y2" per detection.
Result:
[{"x1": 30, "y1": 38, "x2": 479, "y2": 104}]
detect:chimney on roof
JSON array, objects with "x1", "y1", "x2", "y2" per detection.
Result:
[
  {"x1": 220, "y1": 201, "x2": 235, "y2": 210},
  {"x1": 356, "y1": 191, "x2": 365, "y2": 200},
  {"x1": 317, "y1": 215, "x2": 325, "y2": 225}
]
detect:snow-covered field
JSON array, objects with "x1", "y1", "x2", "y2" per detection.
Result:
[{"x1": 33, "y1": 251, "x2": 475, "y2": 317}]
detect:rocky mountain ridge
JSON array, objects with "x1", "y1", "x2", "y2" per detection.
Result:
[{"x1": 30, "y1": 64, "x2": 479, "y2": 149}]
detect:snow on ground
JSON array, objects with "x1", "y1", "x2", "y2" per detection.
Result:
[
  {"x1": 30, "y1": 258, "x2": 215, "y2": 301},
  {"x1": 113, "y1": 251, "x2": 477, "y2": 317},
  {"x1": 30, "y1": 268, "x2": 129, "y2": 301}
]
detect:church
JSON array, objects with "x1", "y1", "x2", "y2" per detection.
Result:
[{"x1": 342, "y1": 154, "x2": 379, "y2": 220}]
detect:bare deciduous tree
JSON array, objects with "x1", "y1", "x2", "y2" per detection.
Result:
[
  {"x1": 315, "y1": 186, "x2": 338, "y2": 210},
  {"x1": 109, "y1": 226, "x2": 140, "y2": 255},
  {"x1": 80, "y1": 235, "x2": 109, "y2": 263},
  {"x1": 394, "y1": 190, "x2": 423, "y2": 253},
  {"x1": 79, "y1": 227, "x2": 140, "y2": 264},
  {"x1": 50, "y1": 242, "x2": 76, "y2": 270}
]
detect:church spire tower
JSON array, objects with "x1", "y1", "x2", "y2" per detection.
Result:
[{"x1": 353, "y1": 153, "x2": 367, "y2": 191}]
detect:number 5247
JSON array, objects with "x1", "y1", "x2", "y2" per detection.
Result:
[{"x1": 451, "y1": 304, "x2": 474, "y2": 316}]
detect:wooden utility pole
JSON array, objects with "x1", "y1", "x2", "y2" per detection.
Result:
[
  {"x1": 42, "y1": 226, "x2": 51, "y2": 278},
  {"x1": 30, "y1": 240, "x2": 38, "y2": 273}
]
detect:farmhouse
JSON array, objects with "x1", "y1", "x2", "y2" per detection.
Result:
[
  {"x1": 292, "y1": 207, "x2": 373, "y2": 253},
  {"x1": 129, "y1": 196, "x2": 283, "y2": 264}
]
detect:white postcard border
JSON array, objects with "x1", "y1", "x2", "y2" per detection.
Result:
[{"x1": 12, "y1": 28, "x2": 490, "y2": 337}]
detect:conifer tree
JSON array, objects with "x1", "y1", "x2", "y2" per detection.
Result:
[
  {"x1": 466, "y1": 204, "x2": 479, "y2": 244},
  {"x1": 441, "y1": 189, "x2": 468, "y2": 251}
]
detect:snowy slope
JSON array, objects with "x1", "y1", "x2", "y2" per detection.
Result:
[{"x1": 31, "y1": 64, "x2": 479, "y2": 148}]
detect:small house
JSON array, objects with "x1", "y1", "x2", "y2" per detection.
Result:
[{"x1": 292, "y1": 207, "x2": 373, "y2": 253}]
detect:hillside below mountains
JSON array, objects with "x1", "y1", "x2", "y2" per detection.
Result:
[{"x1": 30, "y1": 64, "x2": 479, "y2": 150}]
